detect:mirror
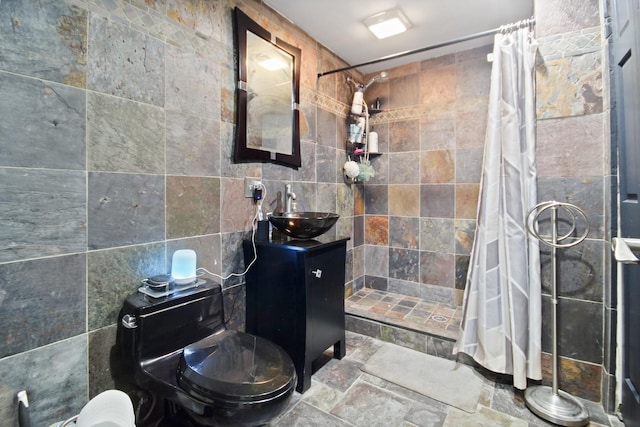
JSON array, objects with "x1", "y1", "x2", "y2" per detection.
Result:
[{"x1": 234, "y1": 8, "x2": 301, "y2": 168}]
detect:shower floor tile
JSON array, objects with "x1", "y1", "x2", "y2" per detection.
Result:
[{"x1": 345, "y1": 288, "x2": 463, "y2": 340}]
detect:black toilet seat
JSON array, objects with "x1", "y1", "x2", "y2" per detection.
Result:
[{"x1": 178, "y1": 330, "x2": 296, "y2": 404}]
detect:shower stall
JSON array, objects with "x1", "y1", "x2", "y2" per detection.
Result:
[{"x1": 338, "y1": 6, "x2": 611, "y2": 410}]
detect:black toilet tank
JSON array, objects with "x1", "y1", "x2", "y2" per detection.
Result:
[{"x1": 119, "y1": 279, "x2": 226, "y2": 363}]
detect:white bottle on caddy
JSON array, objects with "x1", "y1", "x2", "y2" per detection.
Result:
[
  {"x1": 368, "y1": 131, "x2": 378, "y2": 153},
  {"x1": 351, "y1": 84, "x2": 364, "y2": 115}
]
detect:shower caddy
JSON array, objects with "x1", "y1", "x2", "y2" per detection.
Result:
[
  {"x1": 344, "y1": 104, "x2": 382, "y2": 184},
  {"x1": 343, "y1": 76, "x2": 383, "y2": 184},
  {"x1": 525, "y1": 200, "x2": 590, "y2": 427}
]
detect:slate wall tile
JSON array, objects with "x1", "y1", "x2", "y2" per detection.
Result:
[
  {"x1": 88, "y1": 172, "x2": 165, "y2": 249},
  {"x1": 87, "y1": 242, "x2": 166, "y2": 330},
  {"x1": 0, "y1": 168, "x2": 86, "y2": 262},
  {"x1": 542, "y1": 296, "x2": 603, "y2": 364},
  {"x1": 0, "y1": 72, "x2": 86, "y2": 170},
  {"x1": 0, "y1": 254, "x2": 86, "y2": 357},
  {"x1": 87, "y1": 92, "x2": 165, "y2": 173},
  {"x1": 389, "y1": 216, "x2": 419, "y2": 250},
  {"x1": 0, "y1": 2, "x2": 87, "y2": 87},
  {"x1": 166, "y1": 176, "x2": 221, "y2": 238},
  {"x1": 166, "y1": 110, "x2": 221, "y2": 177},
  {"x1": 0, "y1": 335, "x2": 87, "y2": 425},
  {"x1": 88, "y1": 14, "x2": 164, "y2": 106},
  {"x1": 165, "y1": 43, "x2": 220, "y2": 118}
]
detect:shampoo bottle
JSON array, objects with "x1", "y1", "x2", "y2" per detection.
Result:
[{"x1": 351, "y1": 84, "x2": 364, "y2": 115}]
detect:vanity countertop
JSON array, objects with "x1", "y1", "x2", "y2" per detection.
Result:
[{"x1": 249, "y1": 234, "x2": 350, "y2": 252}]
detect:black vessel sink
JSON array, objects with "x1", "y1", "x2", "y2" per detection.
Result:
[{"x1": 269, "y1": 212, "x2": 339, "y2": 239}]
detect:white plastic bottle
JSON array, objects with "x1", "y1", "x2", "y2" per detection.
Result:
[
  {"x1": 354, "y1": 117, "x2": 365, "y2": 143},
  {"x1": 351, "y1": 84, "x2": 364, "y2": 115},
  {"x1": 368, "y1": 131, "x2": 378, "y2": 153}
]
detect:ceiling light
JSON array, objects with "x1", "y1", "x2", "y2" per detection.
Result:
[{"x1": 364, "y1": 8, "x2": 411, "y2": 39}]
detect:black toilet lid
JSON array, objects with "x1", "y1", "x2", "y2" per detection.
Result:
[{"x1": 178, "y1": 330, "x2": 296, "y2": 403}]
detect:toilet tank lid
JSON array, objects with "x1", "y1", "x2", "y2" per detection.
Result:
[
  {"x1": 124, "y1": 279, "x2": 221, "y2": 316},
  {"x1": 178, "y1": 330, "x2": 296, "y2": 402}
]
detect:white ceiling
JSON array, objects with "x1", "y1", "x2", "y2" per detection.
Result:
[{"x1": 264, "y1": 0, "x2": 534, "y2": 75}]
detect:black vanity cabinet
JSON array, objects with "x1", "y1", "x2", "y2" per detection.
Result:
[{"x1": 243, "y1": 237, "x2": 348, "y2": 393}]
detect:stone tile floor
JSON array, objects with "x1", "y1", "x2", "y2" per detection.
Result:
[
  {"x1": 345, "y1": 288, "x2": 463, "y2": 340},
  {"x1": 271, "y1": 331, "x2": 624, "y2": 427}
]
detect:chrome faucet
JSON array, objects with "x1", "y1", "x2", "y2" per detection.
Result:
[{"x1": 285, "y1": 184, "x2": 296, "y2": 212}]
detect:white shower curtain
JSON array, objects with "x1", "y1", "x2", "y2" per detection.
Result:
[{"x1": 453, "y1": 27, "x2": 540, "y2": 390}]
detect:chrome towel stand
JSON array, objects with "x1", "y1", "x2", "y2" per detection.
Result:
[{"x1": 525, "y1": 200, "x2": 590, "y2": 427}]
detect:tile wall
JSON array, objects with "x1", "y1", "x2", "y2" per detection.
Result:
[
  {"x1": 0, "y1": 0, "x2": 354, "y2": 423},
  {"x1": 352, "y1": 47, "x2": 490, "y2": 308}
]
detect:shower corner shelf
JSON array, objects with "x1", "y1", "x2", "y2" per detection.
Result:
[
  {"x1": 352, "y1": 151, "x2": 382, "y2": 159},
  {"x1": 346, "y1": 142, "x2": 382, "y2": 159},
  {"x1": 350, "y1": 109, "x2": 382, "y2": 118}
]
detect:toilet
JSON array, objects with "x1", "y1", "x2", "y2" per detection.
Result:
[{"x1": 118, "y1": 279, "x2": 296, "y2": 427}]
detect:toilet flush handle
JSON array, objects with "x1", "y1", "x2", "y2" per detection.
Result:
[
  {"x1": 121, "y1": 314, "x2": 137, "y2": 329},
  {"x1": 311, "y1": 269, "x2": 322, "y2": 278}
]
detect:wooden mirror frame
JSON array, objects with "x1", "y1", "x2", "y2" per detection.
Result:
[{"x1": 234, "y1": 8, "x2": 301, "y2": 169}]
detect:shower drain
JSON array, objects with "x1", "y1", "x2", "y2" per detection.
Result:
[{"x1": 430, "y1": 314, "x2": 448, "y2": 323}]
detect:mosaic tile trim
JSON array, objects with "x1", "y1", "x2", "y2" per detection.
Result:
[
  {"x1": 301, "y1": 86, "x2": 427, "y2": 124},
  {"x1": 537, "y1": 26, "x2": 602, "y2": 61},
  {"x1": 369, "y1": 105, "x2": 431, "y2": 124},
  {"x1": 302, "y1": 86, "x2": 349, "y2": 118}
]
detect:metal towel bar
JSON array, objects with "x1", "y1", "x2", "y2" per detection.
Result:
[{"x1": 612, "y1": 237, "x2": 640, "y2": 264}]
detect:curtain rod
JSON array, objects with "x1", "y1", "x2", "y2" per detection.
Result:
[{"x1": 317, "y1": 18, "x2": 535, "y2": 78}]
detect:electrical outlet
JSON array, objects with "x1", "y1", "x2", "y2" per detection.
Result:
[{"x1": 244, "y1": 177, "x2": 261, "y2": 198}]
